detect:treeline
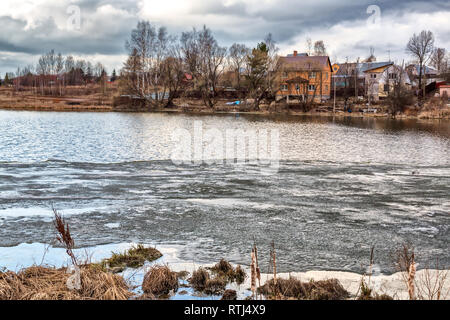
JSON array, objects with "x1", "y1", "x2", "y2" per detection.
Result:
[
  {"x1": 4, "y1": 50, "x2": 118, "y2": 96},
  {"x1": 121, "y1": 21, "x2": 282, "y2": 110}
]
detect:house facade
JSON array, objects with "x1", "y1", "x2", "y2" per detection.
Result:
[
  {"x1": 276, "y1": 51, "x2": 333, "y2": 103},
  {"x1": 331, "y1": 61, "x2": 412, "y2": 101}
]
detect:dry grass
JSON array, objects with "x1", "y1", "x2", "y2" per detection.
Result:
[
  {"x1": 221, "y1": 289, "x2": 237, "y2": 300},
  {"x1": 95, "y1": 244, "x2": 162, "y2": 273},
  {"x1": 189, "y1": 267, "x2": 210, "y2": 291},
  {"x1": 0, "y1": 265, "x2": 133, "y2": 300},
  {"x1": 204, "y1": 278, "x2": 227, "y2": 295},
  {"x1": 208, "y1": 259, "x2": 247, "y2": 285},
  {"x1": 416, "y1": 260, "x2": 449, "y2": 300},
  {"x1": 189, "y1": 267, "x2": 228, "y2": 295},
  {"x1": 392, "y1": 243, "x2": 416, "y2": 300},
  {"x1": 258, "y1": 277, "x2": 350, "y2": 300},
  {"x1": 357, "y1": 278, "x2": 393, "y2": 300},
  {"x1": 142, "y1": 265, "x2": 178, "y2": 296}
]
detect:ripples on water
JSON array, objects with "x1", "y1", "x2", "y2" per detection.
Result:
[{"x1": 0, "y1": 110, "x2": 449, "y2": 273}]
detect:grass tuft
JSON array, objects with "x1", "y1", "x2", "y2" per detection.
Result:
[
  {"x1": 142, "y1": 265, "x2": 178, "y2": 297},
  {"x1": 258, "y1": 277, "x2": 349, "y2": 300},
  {"x1": 94, "y1": 244, "x2": 162, "y2": 273},
  {"x1": 208, "y1": 259, "x2": 247, "y2": 285},
  {"x1": 0, "y1": 265, "x2": 133, "y2": 300}
]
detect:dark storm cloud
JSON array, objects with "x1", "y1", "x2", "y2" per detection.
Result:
[{"x1": 0, "y1": 0, "x2": 449, "y2": 74}]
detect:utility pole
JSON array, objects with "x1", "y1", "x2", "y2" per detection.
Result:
[
  {"x1": 355, "y1": 57, "x2": 360, "y2": 100},
  {"x1": 333, "y1": 74, "x2": 336, "y2": 113}
]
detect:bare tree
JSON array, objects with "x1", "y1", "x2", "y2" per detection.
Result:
[
  {"x1": 406, "y1": 30, "x2": 434, "y2": 101},
  {"x1": 313, "y1": 40, "x2": 327, "y2": 56},
  {"x1": 430, "y1": 48, "x2": 446, "y2": 74},
  {"x1": 229, "y1": 43, "x2": 249, "y2": 90},
  {"x1": 306, "y1": 38, "x2": 312, "y2": 56},
  {"x1": 385, "y1": 62, "x2": 414, "y2": 116},
  {"x1": 181, "y1": 25, "x2": 227, "y2": 108},
  {"x1": 123, "y1": 21, "x2": 179, "y2": 107}
]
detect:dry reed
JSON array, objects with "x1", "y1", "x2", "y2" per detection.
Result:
[
  {"x1": 142, "y1": 265, "x2": 178, "y2": 296},
  {"x1": 0, "y1": 265, "x2": 133, "y2": 300}
]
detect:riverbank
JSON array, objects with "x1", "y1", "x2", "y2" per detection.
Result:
[
  {"x1": 1, "y1": 88, "x2": 449, "y2": 119},
  {"x1": 0, "y1": 243, "x2": 448, "y2": 300}
]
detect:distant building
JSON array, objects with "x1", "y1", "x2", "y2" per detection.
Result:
[
  {"x1": 406, "y1": 64, "x2": 439, "y2": 86},
  {"x1": 439, "y1": 85, "x2": 450, "y2": 98},
  {"x1": 276, "y1": 51, "x2": 333, "y2": 103},
  {"x1": 333, "y1": 61, "x2": 411, "y2": 101}
]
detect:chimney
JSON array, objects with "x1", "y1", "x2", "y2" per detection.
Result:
[{"x1": 293, "y1": 51, "x2": 298, "y2": 57}]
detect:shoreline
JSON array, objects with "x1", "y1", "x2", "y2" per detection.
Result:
[
  {"x1": 1, "y1": 104, "x2": 450, "y2": 121},
  {"x1": 1, "y1": 242, "x2": 449, "y2": 300}
]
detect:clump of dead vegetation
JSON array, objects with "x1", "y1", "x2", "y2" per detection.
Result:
[
  {"x1": 189, "y1": 266, "x2": 229, "y2": 295},
  {"x1": 208, "y1": 259, "x2": 247, "y2": 285},
  {"x1": 356, "y1": 246, "x2": 392, "y2": 300},
  {"x1": 141, "y1": 265, "x2": 178, "y2": 298},
  {"x1": 221, "y1": 289, "x2": 237, "y2": 300},
  {"x1": 0, "y1": 265, "x2": 133, "y2": 300},
  {"x1": 392, "y1": 243, "x2": 449, "y2": 300},
  {"x1": 94, "y1": 244, "x2": 162, "y2": 273},
  {"x1": 357, "y1": 278, "x2": 393, "y2": 300},
  {"x1": 258, "y1": 277, "x2": 349, "y2": 300}
]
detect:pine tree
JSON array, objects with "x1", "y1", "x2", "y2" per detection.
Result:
[
  {"x1": 111, "y1": 69, "x2": 117, "y2": 82},
  {"x1": 4, "y1": 73, "x2": 10, "y2": 86}
]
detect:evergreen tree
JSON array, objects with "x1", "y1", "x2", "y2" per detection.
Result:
[
  {"x1": 111, "y1": 69, "x2": 117, "y2": 82},
  {"x1": 4, "y1": 73, "x2": 10, "y2": 86}
]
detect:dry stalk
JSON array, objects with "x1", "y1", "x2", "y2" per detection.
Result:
[
  {"x1": 253, "y1": 243, "x2": 261, "y2": 288},
  {"x1": 250, "y1": 247, "x2": 256, "y2": 298},
  {"x1": 407, "y1": 254, "x2": 416, "y2": 300},
  {"x1": 416, "y1": 259, "x2": 449, "y2": 300},
  {"x1": 52, "y1": 208, "x2": 77, "y2": 266},
  {"x1": 271, "y1": 241, "x2": 278, "y2": 299}
]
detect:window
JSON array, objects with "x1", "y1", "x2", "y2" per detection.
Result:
[
  {"x1": 281, "y1": 72, "x2": 288, "y2": 79},
  {"x1": 309, "y1": 72, "x2": 316, "y2": 79},
  {"x1": 389, "y1": 73, "x2": 397, "y2": 80},
  {"x1": 384, "y1": 84, "x2": 390, "y2": 92},
  {"x1": 295, "y1": 84, "x2": 300, "y2": 91},
  {"x1": 281, "y1": 84, "x2": 288, "y2": 91},
  {"x1": 324, "y1": 72, "x2": 328, "y2": 80},
  {"x1": 308, "y1": 85, "x2": 316, "y2": 91},
  {"x1": 371, "y1": 74, "x2": 377, "y2": 79}
]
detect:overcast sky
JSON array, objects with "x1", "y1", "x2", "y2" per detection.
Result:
[{"x1": 0, "y1": 0, "x2": 449, "y2": 75}]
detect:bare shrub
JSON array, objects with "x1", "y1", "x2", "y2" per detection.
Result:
[{"x1": 416, "y1": 259, "x2": 449, "y2": 300}]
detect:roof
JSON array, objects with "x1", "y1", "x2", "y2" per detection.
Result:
[
  {"x1": 278, "y1": 56, "x2": 333, "y2": 72},
  {"x1": 359, "y1": 62, "x2": 393, "y2": 72},
  {"x1": 407, "y1": 64, "x2": 438, "y2": 75},
  {"x1": 334, "y1": 62, "x2": 393, "y2": 76},
  {"x1": 286, "y1": 52, "x2": 309, "y2": 57}
]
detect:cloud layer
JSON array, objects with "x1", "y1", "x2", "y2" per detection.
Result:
[{"x1": 0, "y1": 0, "x2": 449, "y2": 75}]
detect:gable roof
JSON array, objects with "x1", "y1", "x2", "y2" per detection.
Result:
[
  {"x1": 359, "y1": 62, "x2": 393, "y2": 72},
  {"x1": 278, "y1": 56, "x2": 333, "y2": 72}
]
